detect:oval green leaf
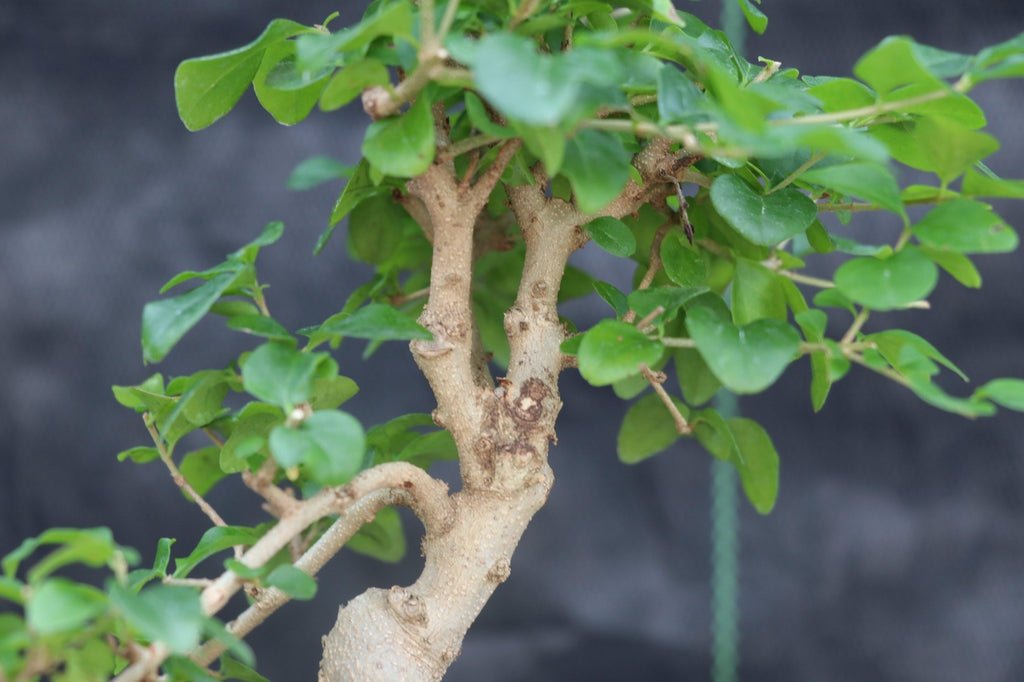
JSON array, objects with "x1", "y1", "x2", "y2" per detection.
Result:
[
  {"x1": 710, "y1": 174, "x2": 817, "y2": 246},
  {"x1": 834, "y1": 247, "x2": 938, "y2": 311}
]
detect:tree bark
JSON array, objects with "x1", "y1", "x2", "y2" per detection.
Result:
[{"x1": 319, "y1": 473, "x2": 552, "y2": 681}]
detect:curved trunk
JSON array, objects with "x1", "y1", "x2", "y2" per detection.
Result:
[{"x1": 319, "y1": 471, "x2": 553, "y2": 681}]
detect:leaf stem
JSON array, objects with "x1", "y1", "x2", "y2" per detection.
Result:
[
  {"x1": 772, "y1": 88, "x2": 950, "y2": 127},
  {"x1": 777, "y1": 270, "x2": 834, "y2": 289}
]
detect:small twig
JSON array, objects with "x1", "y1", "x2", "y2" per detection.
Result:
[
  {"x1": 202, "y1": 427, "x2": 224, "y2": 448},
  {"x1": 659, "y1": 337, "x2": 697, "y2": 348},
  {"x1": 389, "y1": 286, "x2": 431, "y2": 306},
  {"x1": 252, "y1": 285, "x2": 272, "y2": 317},
  {"x1": 437, "y1": 0, "x2": 461, "y2": 42},
  {"x1": 640, "y1": 365, "x2": 691, "y2": 434},
  {"x1": 439, "y1": 134, "x2": 500, "y2": 161},
  {"x1": 242, "y1": 459, "x2": 297, "y2": 517},
  {"x1": 778, "y1": 270, "x2": 834, "y2": 289},
  {"x1": 144, "y1": 415, "x2": 230, "y2": 531},
  {"x1": 768, "y1": 152, "x2": 824, "y2": 194},
  {"x1": 162, "y1": 577, "x2": 214, "y2": 588},
  {"x1": 420, "y1": 0, "x2": 437, "y2": 51},
  {"x1": 845, "y1": 351, "x2": 912, "y2": 388},
  {"x1": 772, "y1": 88, "x2": 951, "y2": 127},
  {"x1": 751, "y1": 58, "x2": 781, "y2": 84},
  {"x1": 623, "y1": 221, "x2": 672, "y2": 324},
  {"x1": 635, "y1": 305, "x2": 666, "y2": 333},
  {"x1": 841, "y1": 309, "x2": 869, "y2": 346},
  {"x1": 458, "y1": 150, "x2": 481, "y2": 192}
]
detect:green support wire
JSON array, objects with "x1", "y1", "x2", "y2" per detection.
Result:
[
  {"x1": 711, "y1": 4, "x2": 745, "y2": 677},
  {"x1": 711, "y1": 392, "x2": 740, "y2": 682}
]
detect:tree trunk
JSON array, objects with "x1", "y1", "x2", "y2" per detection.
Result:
[{"x1": 319, "y1": 469, "x2": 552, "y2": 681}]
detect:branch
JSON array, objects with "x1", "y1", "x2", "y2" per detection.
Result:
[
  {"x1": 640, "y1": 365, "x2": 691, "y2": 435},
  {"x1": 406, "y1": 141, "x2": 521, "y2": 488},
  {"x1": 191, "y1": 488, "x2": 403, "y2": 667},
  {"x1": 112, "y1": 463, "x2": 453, "y2": 682},
  {"x1": 144, "y1": 415, "x2": 230, "y2": 533}
]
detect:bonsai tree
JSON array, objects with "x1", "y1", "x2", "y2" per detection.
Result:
[{"x1": 3, "y1": 1, "x2": 1023, "y2": 680}]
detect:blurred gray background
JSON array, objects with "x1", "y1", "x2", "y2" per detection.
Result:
[{"x1": 1, "y1": 1, "x2": 1023, "y2": 680}]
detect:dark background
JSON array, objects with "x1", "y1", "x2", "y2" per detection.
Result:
[{"x1": 2, "y1": 1, "x2": 1023, "y2": 680}]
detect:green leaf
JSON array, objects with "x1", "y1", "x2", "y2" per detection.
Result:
[
  {"x1": 265, "y1": 565, "x2": 317, "y2": 601},
  {"x1": 268, "y1": 410, "x2": 366, "y2": 485},
  {"x1": 294, "y1": 2, "x2": 414, "y2": 73},
  {"x1": 685, "y1": 303, "x2": 800, "y2": 394},
  {"x1": 561, "y1": 130, "x2": 632, "y2": 214},
  {"x1": 737, "y1": 0, "x2": 767, "y2": 34},
  {"x1": 310, "y1": 376, "x2": 360, "y2": 411},
  {"x1": 710, "y1": 174, "x2": 817, "y2": 246},
  {"x1": 219, "y1": 656, "x2": 271, "y2": 682},
  {"x1": 907, "y1": 378, "x2": 996, "y2": 418},
  {"x1": 287, "y1": 156, "x2": 355, "y2": 190},
  {"x1": 318, "y1": 303, "x2": 432, "y2": 341},
  {"x1": 117, "y1": 446, "x2": 160, "y2": 464},
  {"x1": 920, "y1": 246, "x2": 982, "y2": 288},
  {"x1": 854, "y1": 36, "x2": 946, "y2": 96},
  {"x1": 142, "y1": 271, "x2": 241, "y2": 364},
  {"x1": 220, "y1": 404, "x2": 282, "y2": 473},
  {"x1": 53, "y1": 636, "x2": 113, "y2": 682},
  {"x1": 834, "y1": 247, "x2": 938, "y2": 311},
  {"x1": 464, "y1": 92, "x2": 514, "y2": 138},
  {"x1": 628, "y1": 286, "x2": 706, "y2": 323},
  {"x1": 578, "y1": 320, "x2": 663, "y2": 387},
  {"x1": 515, "y1": 124, "x2": 566, "y2": 176},
  {"x1": 674, "y1": 347, "x2": 721, "y2": 406},
  {"x1": 347, "y1": 194, "x2": 414, "y2": 265},
  {"x1": 800, "y1": 162, "x2": 904, "y2": 215},
  {"x1": 471, "y1": 33, "x2": 580, "y2": 126},
  {"x1": 873, "y1": 117, "x2": 999, "y2": 183},
  {"x1": 179, "y1": 447, "x2": 226, "y2": 499},
  {"x1": 320, "y1": 59, "x2": 390, "y2": 111},
  {"x1": 394, "y1": 430, "x2": 458, "y2": 468},
  {"x1": 346, "y1": 507, "x2": 406, "y2": 562},
  {"x1": 660, "y1": 233, "x2": 707, "y2": 287},
  {"x1": 319, "y1": 159, "x2": 388, "y2": 253},
  {"x1": 617, "y1": 393, "x2": 688, "y2": 464},
  {"x1": 4, "y1": 528, "x2": 120, "y2": 584},
  {"x1": 961, "y1": 166, "x2": 1024, "y2": 199},
  {"x1": 109, "y1": 584, "x2": 203, "y2": 654},
  {"x1": 657, "y1": 65, "x2": 702, "y2": 124},
  {"x1": 112, "y1": 373, "x2": 165, "y2": 411},
  {"x1": 227, "y1": 314, "x2": 293, "y2": 341},
  {"x1": 253, "y1": 41, "x2": 328, "y2": 125},
  {"x1": 27, "y1": 579, "x2": 106, "y2": 635},
  {"x1": 242, "y1": 343, "x2": 324, "y2": 410},
  {"x1": 593, "y1": 281, "x2": 629, "y2": 317},
  {"x1": 727, "y1": 418, "x2": 780, "y2": 514},
  {"x1": 584, "y1": 217, "x2": 636, "y2": 257},
  {"x1": 969, "y1": 32, "x2": 1024, "y2": 83},
  {"x1": 912, "y1": 199, "x2": 1018, "y2": 254},
  {"x1": 867, "y1": 329, "x2": 968, "y2": 381},
  {"x1": 362, "y1": 95, "x2": 435, "y2": 178},
  {"x1": 973, "y1": 378, "x2": 1024, "y2": 411},
  {"x1": 175, "y1": 19, "x2": 311, "y2": 131},
  {"x1": 805, "y1": 77, "x2": 874, "y2": 112},
  {"x1": 731, "y1": 259, "x2": 786, "y2": 325},
  {"x1": 174, "y1": 526, "x2": 265, "y2": 578}
]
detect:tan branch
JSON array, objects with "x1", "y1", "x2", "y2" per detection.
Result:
[
  {"x1": 191, "y1": 488, "x2": 407, "y2": 667},
  {"x1": 144, "y1": 415, "x2": 231, "y2": 534},
  {"x1": 641, "y1": 365, "x2": 691, "y2": 435},
  {"x1": 112, "y1": 463, "x2": 453, "y2": 682}
]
